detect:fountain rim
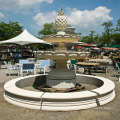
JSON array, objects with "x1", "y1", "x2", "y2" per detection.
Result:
[
  {"x1": 4, "y1": 74, "x2": 115, "y2": 100},
  {"x1": 4, "y1": 74, "x2": 115, "y2": 111}
]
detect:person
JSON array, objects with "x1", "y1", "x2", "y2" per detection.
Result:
[
  {"x1": 90, "y1": 50, "x2": 95, "y2": 58},
  {"x1": 17, "y1": 53, "x2": 22, "y2": 59}
]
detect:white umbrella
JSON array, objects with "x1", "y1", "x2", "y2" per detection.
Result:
[{"x1": 0, "y1": 29, "x2": 51, "y2": 45}]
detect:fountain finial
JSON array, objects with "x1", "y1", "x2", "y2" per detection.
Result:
[
  {"x1": 58, "y1": 9, "x2": 64, "y2": 16},
  {"x1": 55, "y1": 9, "x2": 68, "y2": 34}
]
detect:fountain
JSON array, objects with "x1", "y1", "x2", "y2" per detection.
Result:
[
  {"x1": 4, "y1": 9, "x2": 115, "y2": 111},
  {"x1": 35, "y1": 9, "x2": 89, "y2": 89}
]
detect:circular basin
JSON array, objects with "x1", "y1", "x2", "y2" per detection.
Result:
[{"x1": 4, "y1": 74, "x2": 115, "y2": 111}]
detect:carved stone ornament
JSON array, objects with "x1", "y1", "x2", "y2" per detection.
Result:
[{"x1": 55, "y1": 9, "x2": 68, "y2": 31}]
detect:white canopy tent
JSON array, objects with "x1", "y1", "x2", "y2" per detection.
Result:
[{"x1": 0, "y1": 29, "x2": 51, "y2": 45}]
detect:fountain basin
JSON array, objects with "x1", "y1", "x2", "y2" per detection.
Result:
[
  {"x1": 34, "y1": 51, "x2": 90, "y2": 59},
  {"x1": 41, "y1": 34, "x2": 80, "y2": 43},
  {"x1": 4, "y1": 74, "x2": 115, "y2": 111},
  {"x1": 34, "y1": 51, "x2": 90, "y2": 89}
]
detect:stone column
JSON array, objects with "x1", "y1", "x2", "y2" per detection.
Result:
[
  {"x1": 56, "y1": 43, "x2": 67, "y2": 52},
  {"x1": 47, "y1": 58, "x2": 76, "y2": 89}
]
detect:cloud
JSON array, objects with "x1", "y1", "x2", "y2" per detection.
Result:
[
  {"x1": 66, "y1": 6, "x2": 113, "y2": 35},
  {"x1": 18, "y1": 0, "x2": 53, "y2": 8},
  {"x1": 33, "y1": 11, "x2": 57, "y2": 26},
  {"x1": 0, "y1": 12, "x2": 5, "y2": 19},
  {"x1": 33, "y1": 6, "x2": 113, "y2": 35},
  {"x1": 0, "y1": 0, "x2": 54, "y2": 10}
]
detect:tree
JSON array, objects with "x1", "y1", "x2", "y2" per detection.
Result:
[
  {"x1": 75, "y1": 32, "x2": 82, "y2": 35},
  {"x1": 109, "y1": 19, "x2": 120, "y2": 45},
  {"x1": 88, "y1": 31, "x2": 96, "y2": 44},
  {"x1": 81, "y1": 36, "x2": 89, "y2": 43},
  {"x1": 116, "y1": 19, "x2": 120, "y2": 33},
  {"x1": 100, "y1": 32, "x2": 108, "y2": 45},
  {"x1": 93, "y1": 34, "x2": 101, "y2": 44},
  {"x1": 38, "y1": 22, "x2": 57, "y2": 36},
  {"x1": 102, "y1": 21, "x2": 113, "y2": 45},
  {"x1": 80, "y1": 31, "x2": 97, "y2": 44},
  {"x1": 0, "y1": 21, "x2": 23, "y2": 41},
  {"x1": 111, "y1": 33, "x2": 120, "y2": 45},
  {"x1": 110, "y1": 19, "x2": 120, "y2": 45}
]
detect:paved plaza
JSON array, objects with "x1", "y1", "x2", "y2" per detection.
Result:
[{"x1": 0, "y1": 58, "x2": 120, "y2": 120}]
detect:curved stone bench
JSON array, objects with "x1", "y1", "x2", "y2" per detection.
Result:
[{"x1": 4, "y1": 74, "x2": 115, "y2": 111}]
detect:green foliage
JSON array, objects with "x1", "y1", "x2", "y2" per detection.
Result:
[
  {"x1": 38, "y1": 22, "x2": 57, "y2": 36},
  {"x1": 0, "y1": 21, "x2": 23, "y2": 41},
  {"x1": 74, "y1": 32, "x2": 82, "y2": 35},
  {"x1": 81, "y1": 36, "x2": 89, "y2": 43},
  {"x1": 111, "y1": 33, "x2": 120, "y2": 45},
  {"x1": 102, "y1": 21, "x2": 113, "y2": 31},
  {"x1": 88, "y1": 31, "x2": 96, "y2": 44},
  {"x1": 116, "y1": 19, "x2": 120, "y2": 33},
  {"x1": 102, "y1": 21, "x2": 113, "y2": 45},
  {"x1": 109, "y1": 19, "x2": 120, "y2": 45},
  {"x1": 81, "y1": 31, "x2": 96, "y2": 44},
  {"x1": 81, "y1": 20, "x2": 120, "y2": 45}
]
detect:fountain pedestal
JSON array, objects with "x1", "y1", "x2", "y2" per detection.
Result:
[
  {"x1": 47, "y1": 59, "x2": 76, "y2": 88},
  {"x1": 47, "y1": 43, "x2": 76, "y2": 88}
]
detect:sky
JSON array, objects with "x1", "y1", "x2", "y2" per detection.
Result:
[{"x1": 0, "y1": 0, "x2": 120, "y2": 37}]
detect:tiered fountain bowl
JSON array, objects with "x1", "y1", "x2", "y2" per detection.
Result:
[{"x1": 4, "y1": 9, "x2": 115, "y2": 111}]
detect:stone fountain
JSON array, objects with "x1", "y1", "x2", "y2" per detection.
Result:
[
  {"x1": 4, "y1": 9, "x2": 115, "y2": 111},
  {"x1": 35, "y1": 9, "x2": 89, "y2": 89}
]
